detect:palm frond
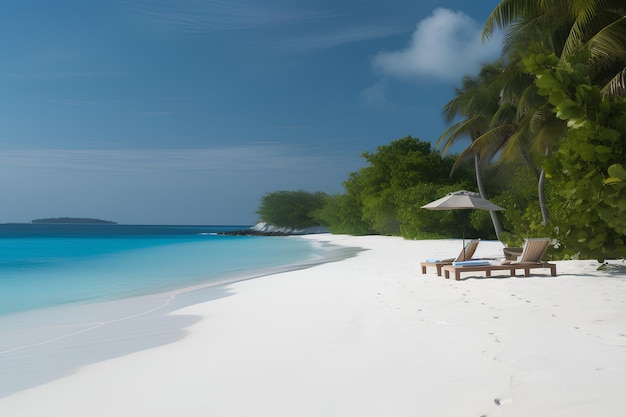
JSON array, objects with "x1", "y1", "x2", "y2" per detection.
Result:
[
  {"x1": 601, "y1": 67, "x2": 626, "y2": 97},
  {"x1": 568, "y1": 0, "x2": 597, "y2": 23},
  {"x1": 491, "y1": 103, "x2": 518, "y2": 127},
  {"x1": 442, "y1": 96, "x2": 466, "y2": 123},
  {"x1": 526, "y1": 109, "x2": 564, "y2": 153},
  {"x1": 515, "y1": 83, "x2": 543, "y2": 120},
  {"x1": 586, "y1": 15, "x2": 626, "y2": 62},
  {"x1": 470, "y1": 125, "x2": 513, "y2": 161},
  {"x1": 499, "y1": 112, "x2": 537, "y2": 162},
  {"x1": 562, "y1": 0, "x2": 598, "y2": 56},
  {"x1": 483, "y1": 0, "x2": 543, "y2": 40},
  {"x1": 437, "y1": 117, "x2": 486, "y2": 155}
]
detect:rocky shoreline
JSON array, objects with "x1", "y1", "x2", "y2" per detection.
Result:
[
  {"x1": 219, "y1": 222, "x2": 329, "y2": 236},
  {"x1": 220, "y1": 229, "x2": 292, "y2": 236}
]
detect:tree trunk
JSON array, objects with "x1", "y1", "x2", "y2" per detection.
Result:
[
  {"x1": 475, "y1": 154, "x2": 503, "y2": 240},
  {"x1": 538, "y1": 146, "x2": 550, "y2": 226},
  {"x1": 538, "y1": 168, "x2": 549, "y2": 226}
]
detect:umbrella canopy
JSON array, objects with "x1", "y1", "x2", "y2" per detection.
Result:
[{"x1": 421, "y1": 190, "x2": 504, "y2": 211}]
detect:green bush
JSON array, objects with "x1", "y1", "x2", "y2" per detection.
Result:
[
  {"x1": 256, "y1": 190, "x2": 330, "y2": 229},
  {"x1": 525, "y1": 49, "x2": 626, "y2": 260}
]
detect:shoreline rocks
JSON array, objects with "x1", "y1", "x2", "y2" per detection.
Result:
[{"x1": 220, "y1": 222, "x2": 329, "y2": 236}]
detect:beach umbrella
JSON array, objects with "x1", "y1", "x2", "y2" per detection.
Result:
[
  {"x1": 421, "y1": 190, "x2": 504, "y2": 211},
  {"x1": 422, "y1": 190, "x2": 504, "y2": 258}
]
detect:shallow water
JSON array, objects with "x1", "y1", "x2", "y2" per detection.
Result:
[
  {"x1": 0, "y1": 224, "x2": 348, "y2": 316},
  {"x1": 0, "y1": 224, "x2": 362, "y2": 397}
]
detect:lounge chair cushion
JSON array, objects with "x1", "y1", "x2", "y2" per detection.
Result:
[
  {"x1": 425, "y1": 258, "x2": 454, "y2": 263},
  {"x1": 452, "y1": 260, "x2": 491, "y2": 267}
]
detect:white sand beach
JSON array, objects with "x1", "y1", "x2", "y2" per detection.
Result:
[{"x1": 1, "y1": 234, "x2": 625, "y2": 416}]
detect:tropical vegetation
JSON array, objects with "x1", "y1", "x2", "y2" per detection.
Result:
[
  {"x1": 257, "y1": 0, "x2": 625, "y2": 261},
  {"x1": 256, "y1": 190, "x2": 330, "y2": 230}
]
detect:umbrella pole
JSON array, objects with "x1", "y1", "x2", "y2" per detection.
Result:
[{"x1": 462, "y1": 231, "x2": 466, "y2": 260}]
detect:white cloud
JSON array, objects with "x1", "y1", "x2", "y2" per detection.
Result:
[{"x1": 372, "y1": 8, "x2": 503, "y2": 82}]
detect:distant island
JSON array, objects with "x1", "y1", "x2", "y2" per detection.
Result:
[{"x1": 31, "y1": 217, "x2": 117, "y2": 224}]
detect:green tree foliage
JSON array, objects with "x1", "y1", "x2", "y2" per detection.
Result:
[
  {"x1": 256, "y1": 190, "x2": 330, "y2": 229},
  {"x1": 313, "y1": 192, "x2": 373, "y2": 235},
  {"x1": 471, "y1": 0, "x2": 626, "y2": 229},
  {"x1": 524, "y1": 48, "x2": 626, "y2": 260},
  {"x1": 395, "y1": 183, "x2": 475, "y2": 239},
  {"x1": 317, "y1": 136, "x2": 498, "y2": 239},
  {"x1": 484, "y1": 0, "x2": 626, "y2": 96},
  {"x1": 255, "y1": 3, "x2": 625, "y2": 255},
  {"x1": 487, "y1": 160, "x2": 548, "y2": 247},
  {"x1": 356, "y1": 136, "x2": 461, "y2": 235},
  {"x1": 438, "y1": 61, "x2": 510, "y2": 238}
]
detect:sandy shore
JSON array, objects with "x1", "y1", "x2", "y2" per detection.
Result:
[{"x1": 1, "y1": 234, "x2": 625, "y2": 416}]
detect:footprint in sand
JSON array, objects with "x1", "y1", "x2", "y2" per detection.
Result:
[
  {"x1": 595, "y1": 367, "x2": 620, "y2": 372},
  {"x1": 494, "y1": 397, "x2": 514, "y2": 406}
]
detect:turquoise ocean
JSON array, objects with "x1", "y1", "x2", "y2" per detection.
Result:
[
  {"x1": 0, "y1": 224, "x2": 356, "y2": 316},
  {"x1": 0, "y1": 224, "x2": 360, "y2": 397}
]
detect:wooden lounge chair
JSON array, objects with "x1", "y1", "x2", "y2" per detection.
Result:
[
  {"x1": 442, "y1": 237, "x2": 557, "y2": 280},
  {"x1": 420, "y1": 239, "x2": 480, "y2": 276},
  {"x1": 503, "y1": 246, "x2": 523, "y2": 260}
]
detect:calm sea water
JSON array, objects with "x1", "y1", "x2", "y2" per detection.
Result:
[
  {"x1": 0, "y1": 224, "x2": 350, "y2": 316},
  {"x1": 0, "y1": 224, "x2": 362, "y2": 398}
]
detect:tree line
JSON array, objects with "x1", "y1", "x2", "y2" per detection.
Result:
[{"x1": 258, "y1": 1, "x2": 626, "y2": 261}]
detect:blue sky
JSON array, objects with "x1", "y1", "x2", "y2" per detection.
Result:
[{"x1": 0, "y1": 0, "x2": 502, "y2": 225}]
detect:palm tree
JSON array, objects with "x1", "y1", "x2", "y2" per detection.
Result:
[
  {"x1": 483, "y1": 0, "x2": 626, "y2": 96},
  {"x1": 468, "y1": 54, "x2": 568, "y2": 226},
  {"x1": 463, "y1": 0, "x2": 625, "y2": 226},
  {"x1": 562, "y1": 1, "x2": 626, "y2": 95},
  {"x1": 438, "y1": 62, "x2": 506, "y2": 239}
]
